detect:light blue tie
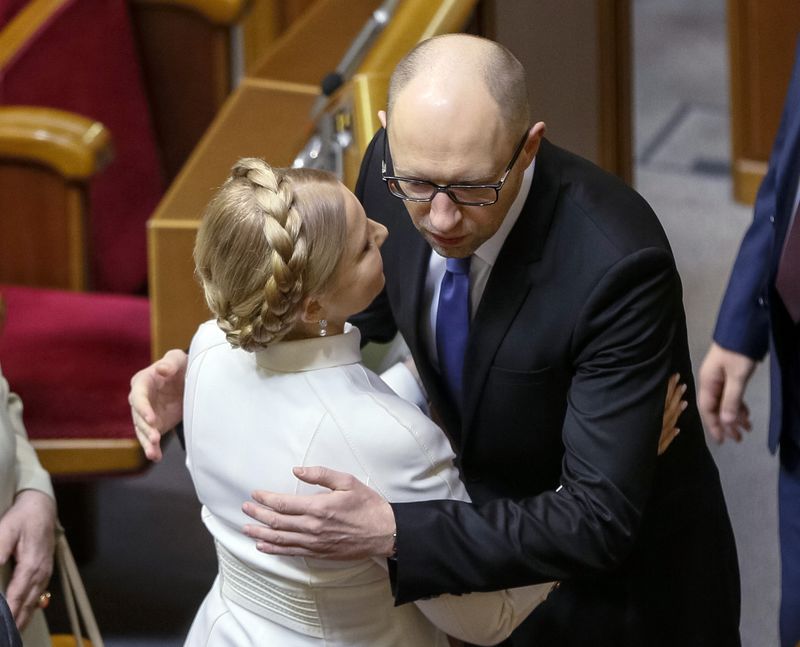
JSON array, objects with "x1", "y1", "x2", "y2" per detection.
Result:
[{"x1": 436, "y1": 256, "x2": 471, "y2": 404}]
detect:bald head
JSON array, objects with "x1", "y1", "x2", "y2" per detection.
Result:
[{"x1": 387, "y1": 34, "x2": 530, "y2": 139}]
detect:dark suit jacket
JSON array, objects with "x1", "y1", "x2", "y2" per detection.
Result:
[
  {"x1": 352, "y1": 131, "x2": 740, "y2": 646},
  {"x1": 715, "y1": 37, "x2": 800, "y2": 454}
]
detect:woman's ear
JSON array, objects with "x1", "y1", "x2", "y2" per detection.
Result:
[{"x1": 299, "y1": 296, "x2": 323, "y2": 325}]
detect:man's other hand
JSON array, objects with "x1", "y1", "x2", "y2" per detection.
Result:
[
  {"x1": 242, "y1": 467, "x2": 396, "y2": 560},
  {"x1": 128, "y1": 349, "x2": 188, "y2": 462},
  {"x1": 698, "y1": 342, "x2": 756, "y2": 443}
]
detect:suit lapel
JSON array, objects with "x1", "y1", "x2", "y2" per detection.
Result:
[{"x1": 460, "y1": 140, "x2": 562, "y2": 448}]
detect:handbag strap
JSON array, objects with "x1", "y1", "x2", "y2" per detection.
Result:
[{"x1": 55, "y1": 526, "x2": 103, "y2": 647}]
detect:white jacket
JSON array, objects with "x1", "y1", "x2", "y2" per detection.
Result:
[{"x1": 184, "y1": 322, "x2": 550, "y2": 647}]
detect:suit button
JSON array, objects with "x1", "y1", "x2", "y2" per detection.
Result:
[
  {"x1": 770, "y1": 215, "x2": 775, "y2": 224},
  {"x1": 758, "y1": 296, "x2": 766, "y2": 307}
]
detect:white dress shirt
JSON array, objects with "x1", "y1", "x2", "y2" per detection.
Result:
[{"x1": 183, "y1": 321, "x2": 550, "y2": 646}]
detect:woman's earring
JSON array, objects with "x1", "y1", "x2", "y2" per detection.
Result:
[{"x1": 319, "y1": 319, "x2": 328, "y2": 337}]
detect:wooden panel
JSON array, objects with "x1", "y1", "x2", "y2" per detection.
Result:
[
  {"x1": 148, "y1": 222, "x2": 208, "y2": 357},
  {"x1": 0, "y1": 163, "x2": 82, "y2": 289},
  {"x1": 249, "y1": 0, "x2": 381, "y2": 84},
  {"x1": 334, "y1": 73, "x2": 390, "y2": 190},
  {"x1": 596, "y1": 0, "x2": 632, "y2": 183},
  {"x1": 358, "y1": 0, "x2": 478, "y2": 75},
  {"x1": 32, "y1": 439, "x2": 146, "y2": 477},
  {"x1": 131, "y1": 0, "x2": 248, "y2": 24},
  {"x1": 242, "y1": 0, "x2": 316, "y2": 70},
  {"x1": 728, "y1": 0, "x2": 800, "y2": 204},
  {"x1": 130, "y1": 1, "x2": 235, "y2": 182},
  {"x1": 480, "y1": 0, "x2": 632, "y2": 183},
  {"x1": 0, "y1": 108, "x2": 111, "y2": 290},
  {"x1": 148, "y1": 80, "x2": 317, "y2": 356}
]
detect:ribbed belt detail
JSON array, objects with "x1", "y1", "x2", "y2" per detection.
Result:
[{"x1": 217, "y1": 542, "x2": 324, "y2": 638}]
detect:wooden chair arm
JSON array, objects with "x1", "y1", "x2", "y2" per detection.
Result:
[
  {"x1": 130, "y1": 0, "x2": 250, "y2": 25},
  {"x1": 0, "y1": 0, "x2": 69, "y2": 68},
  {"x1": 0, "y1": 107, "x2": 112, "y2": 180}
]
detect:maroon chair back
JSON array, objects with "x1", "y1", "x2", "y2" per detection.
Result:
[
  {"x1": 0, "y1": 0, "x2": 164, "y2": 293},
  {"x1": 0, "y1": 0, "x2": 30, "y2": 29}
]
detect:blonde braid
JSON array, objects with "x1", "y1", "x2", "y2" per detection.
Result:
[
  {"x1": 195, "y1": 158, "x2": 346, "y2": 351},
  {"x1": 237, "y1": 159, "x2": 308, "y2": 348}
]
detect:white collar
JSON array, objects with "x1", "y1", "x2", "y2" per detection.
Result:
[
  {"x1": 255, "y1": 323, "x2": 362, "y2": 372},
  {"x1": 473, "y1": 158, "x2": 535, "y2": 268}
]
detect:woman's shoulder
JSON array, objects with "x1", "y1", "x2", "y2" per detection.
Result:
[
  {"x1": 305, "y1": 365, "x2": 458, "y2": 474},
  {"x1": 309, "y1": 363, "x2": 428, "y2": 429},
  {"x1": 188, "y1": 320, "x2": 229, "y2": 362}
]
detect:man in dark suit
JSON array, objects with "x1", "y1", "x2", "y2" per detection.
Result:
[
  {"x1": 698, "y1": 38, "x2": 800, "y2": 647},
  {"x1": 235, "y1": 35, "x2": 740, "y2": 646}
]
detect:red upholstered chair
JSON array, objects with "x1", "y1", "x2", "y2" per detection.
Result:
[
  {"x1": 0, "y1": 0, "x2": 248, "y2": 477},
  {"x1": 0, "y1": 286, "x2": 151, "y2": 476},
  {"x1": 0, "y1": 0, "x2": 160, "y2": 483},
  {"x1": 0, "y1": 106, "x2": 151, "y2": 478}
]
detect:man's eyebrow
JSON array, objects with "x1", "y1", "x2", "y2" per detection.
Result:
[{"x1": 392, "y1": 167, "x2": 495, "y2": 185}]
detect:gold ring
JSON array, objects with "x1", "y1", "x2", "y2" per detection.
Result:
[{"x1": 37, "y1": 591, "x2": 51, "y2": 609}]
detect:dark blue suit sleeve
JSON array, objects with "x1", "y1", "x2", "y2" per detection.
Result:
[{"x1": 714, "y1": 38, "x2": 800, "y2": 359}]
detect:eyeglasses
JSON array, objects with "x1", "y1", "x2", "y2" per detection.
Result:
[{"x1": 381, "y1": 129, "x2": 529, "y2": 207}]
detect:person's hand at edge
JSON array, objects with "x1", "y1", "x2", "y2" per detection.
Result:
[
  {"x1": 698, "y1": 342, "x2": 756, "y2": 443},
  {"x1": 242, "y1": 467, "x2": 396, "y2": 560},
  {"x1": 0, "y1": 490, "x2": 55, "y2": 630},
  {"x1": 659, "y1": 373, "x2": 687, "y2": 455},
  {"x1": 129, "y1": 349, "x2": 188, "y2": 462}
]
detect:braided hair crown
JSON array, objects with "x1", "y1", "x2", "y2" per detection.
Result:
[{"x1": 194, "y1": 158, "x2": 344, "y2": 351}]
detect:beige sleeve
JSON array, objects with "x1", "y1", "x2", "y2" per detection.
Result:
[{"x1": 7, "y1": 383, "x2": 54, "y2": 500}]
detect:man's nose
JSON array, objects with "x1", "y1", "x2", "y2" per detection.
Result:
[{"x1": 429, "y1": 192, "x2": 461, "y2": 232}]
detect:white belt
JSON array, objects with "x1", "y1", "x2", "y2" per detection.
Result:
[{"x1": 217, "y1": 542, "x2": 324, "y2": 638}]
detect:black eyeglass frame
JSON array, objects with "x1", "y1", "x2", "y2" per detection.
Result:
[{"x1": 380, "y1": 128, "x2": 530, "y2": 207}]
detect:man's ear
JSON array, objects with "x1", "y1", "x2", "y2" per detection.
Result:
[
  {"x1": 378, "y1": 110, "x2": 387, "y2": 129},
  {"x1": 521, "y1": 121, "x2": 547, "y2": 167}
]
